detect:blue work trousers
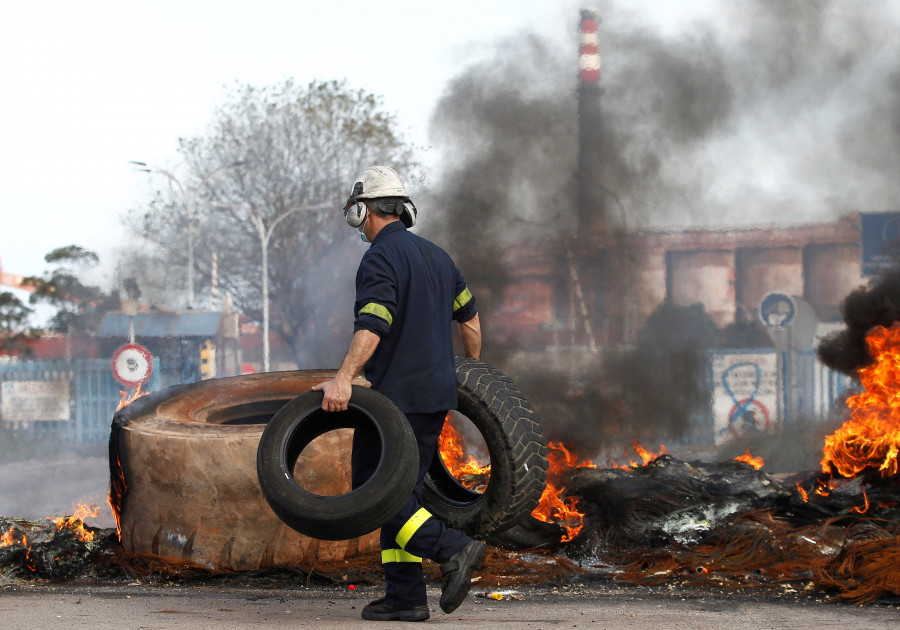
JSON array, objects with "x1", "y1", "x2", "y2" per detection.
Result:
[{"x1": 352, "y1": 410, "x2": 471, "y2": 607}]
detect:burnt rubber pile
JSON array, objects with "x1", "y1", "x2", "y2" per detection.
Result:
[{"x1": 559, "y1": 455, "x2": 900, "y2": 605}]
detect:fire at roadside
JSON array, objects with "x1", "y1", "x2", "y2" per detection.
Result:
[
  {"x1": 435, "y1": 321, "x2": 900, "y2": 605},
  {"x1": 0, "y1": 504, "x2": 112, "y2": 581},
  {"x1": 2, "y1": 320, "x2": 899, "y2": 605},
  {"x1": 572, "y1": 322, "x2": 900, "y2": 605},
  {"x1": 3, "y1": 436, "x2": 898, "y2": 605}
]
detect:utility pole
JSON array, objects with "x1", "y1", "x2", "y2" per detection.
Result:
[{"x1": 221, "y1": 202, "x2": 329, "y2": 372}]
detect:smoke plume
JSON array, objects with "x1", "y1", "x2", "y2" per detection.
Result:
[
  {"x1": 817, "y1": 267, "x2": 900, "y2": 377},
  {"x1": 429, "y1": 0, "x2": 900, "y2": 232},
  {"x1": 424, "y1": 0, "x2": 900, "y2": 457}
]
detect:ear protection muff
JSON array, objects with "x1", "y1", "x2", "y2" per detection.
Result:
[
  {"x1": 400, "y1": 200, "x2": 417, "y2": 228},
  {"x1": 343, "y1": 182, "x2": 367, "y2": 227},
  {"x1": 344, "y1": 200, "x2": 367, "y2": 228}
]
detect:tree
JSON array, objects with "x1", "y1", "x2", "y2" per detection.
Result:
[
  {"x1": 0, "y1": 291, "x2": 34, "y2": 356},
  {"x1": 25, "y1": 245, "x2": 119, "y2": 336},
  {"x1": 125, "y1": 79, "x2": 416, "y2": 368}
]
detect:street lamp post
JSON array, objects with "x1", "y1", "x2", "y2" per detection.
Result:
[
  {"x1": 130, "y1": 160, "x2": 246, "y2": 309},
  {"x1": 223, "y1": 202, "x2": 329, "y2": 372}
]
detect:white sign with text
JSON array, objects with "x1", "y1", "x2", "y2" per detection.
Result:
[{"x1": 0, "y1": 380, "x2": 71, "y2": 422}]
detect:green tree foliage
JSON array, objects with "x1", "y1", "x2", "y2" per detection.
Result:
[
  {"x1": 125, "y1": 79, "x2": 416, "y2": 367},
  {"x1": 0, "y1": 291, "x2": 35, "y2": 356},
  {"x1": 25, "y1": 245, "x2": 119, "y2": 336}
]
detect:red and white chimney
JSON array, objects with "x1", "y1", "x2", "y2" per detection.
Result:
[
  {"x1": 577, "y1": 7, "x2": 606, "y2": 235},
  {"x1": 579, "y1": 9, "x2": 601, "y2": 84}
]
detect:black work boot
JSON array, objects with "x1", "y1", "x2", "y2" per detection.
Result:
[
  {"x1": 439, "y1": 540, "x2": 487, "y2": 613},
  {"x1": 361, "y1": 597, "x2": 430, "y2": 622}
]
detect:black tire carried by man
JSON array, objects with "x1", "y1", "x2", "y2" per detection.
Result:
[{"x1": 256, "y1": 358, "x2": 548, "y2": 541}]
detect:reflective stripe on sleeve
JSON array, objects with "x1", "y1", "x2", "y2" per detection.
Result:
[
  {"x1": 395, "y1": 507, "x2": 432, "y2": 549},
  {"x1": 454, "y1": 288, "x2": 473, "y2": 312},
  {"x1": 358, "y1": 302, "x2": 393, "y2": 326},
  {"x1": 381, "y1": 548, "x2": 423, "y2": 564}
]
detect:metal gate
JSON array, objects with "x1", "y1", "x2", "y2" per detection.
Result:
[{"x1": 0, "y1": 358, "x2": 160, "y2": 444}]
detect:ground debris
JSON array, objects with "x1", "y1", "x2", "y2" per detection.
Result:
[
  {"x1": 561, "y1": 455, "x2": 900, "y2": 605},
  {"x1": 0, "y1": 515, "x2": 109, "y2": 581},
  {"x1": 4, "y1": 455, "x2": 900, "y2": 605}
]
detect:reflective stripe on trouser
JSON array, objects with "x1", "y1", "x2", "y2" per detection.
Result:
[
  {"x1": 351, "y1": 410, "x2": 472, "y2": 608},
  {"x1": 382, "y1": 548, "x2": 422, "y2": 563},
  {"x1": 396, "y1": 507, "x2": 432, "y2": 550}
]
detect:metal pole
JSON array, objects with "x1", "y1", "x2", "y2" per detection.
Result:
[
  {"x1": 131, "y1": 161, "x2": 245, "y2": 309},
  {"x1": 253, "y1": 215, "x2": 272, "y2": 373},
  {"x1": 236, "y1": 203, "x2": 330, "y2": 372},
  {"x1": 186, "y1": 199, "x2": 195, "y2": 308},
  {"x1": 213, "y1": 201, "x2": 329, "y2": 372}
]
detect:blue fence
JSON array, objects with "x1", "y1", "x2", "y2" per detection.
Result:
[
  {"x1": 794, "y1": 348, "x2": 857, "y2": 421},
  {"x1": 0, "y1": 358, "x2": 161, "y2": 444}
]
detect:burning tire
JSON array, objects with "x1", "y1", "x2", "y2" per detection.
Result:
[
  {"x1": 422, "y1": 358, "x2": 548, "y2": 537},
  {"x1": 256, "y1": 387, "x2": 419, "y2": 541},
  {"x1": 109, "y1": 371, "x2": 383, "y2": 571}
]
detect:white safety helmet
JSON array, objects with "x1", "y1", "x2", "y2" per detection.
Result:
[{"x1": 343, "y1": 166, "x2": 417, "y2": 229}]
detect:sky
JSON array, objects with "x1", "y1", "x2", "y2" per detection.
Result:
[
  {"x1": 0, "y1": 0, "x2": 720, "y2": 286},
  {"x1": 4, "y1": 0, "x2": 900, "y2": 292}
]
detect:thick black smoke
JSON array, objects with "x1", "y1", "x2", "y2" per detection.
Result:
[
  {"x1": 817, "y1": 267, "x2": 900, "y2": 377},
  {"x1": 424, "y1": 0, "x2": 900, "y2": 457},
  {"x1": 428, "y1": 0, "x2": 900, "y2": 231},
  {"x1": 424, "y1": 34, "x2": 577, "y2": 350}
]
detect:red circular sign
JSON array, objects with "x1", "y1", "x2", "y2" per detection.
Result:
[
  {"x1": 727, "y1": 398, "x2": 771, "y2": 440},
  {"x1": 111, "y1": 343, "x2": 153, "y2": 388}
]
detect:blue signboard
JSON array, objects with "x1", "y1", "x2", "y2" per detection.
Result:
[{"x1": 860, "y1": 211, "x2": 900, "y2": 277}]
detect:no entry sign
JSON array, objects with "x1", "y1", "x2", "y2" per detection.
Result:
[{"x1": 111, "y1": 343, "x2": 153, "y2": 388}]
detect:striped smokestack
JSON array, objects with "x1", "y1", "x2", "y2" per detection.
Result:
[
  {"x1": 579, "y1": 8, "x2": 601, "y2": 83},
  {"x1": 577, "y1": 8, "x2": 605, "y2": 236}
]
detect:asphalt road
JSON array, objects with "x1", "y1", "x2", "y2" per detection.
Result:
[{"x1": 0, "y1": 582, "x2": 897, "y2": 630}]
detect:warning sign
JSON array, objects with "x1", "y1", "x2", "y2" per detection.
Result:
[
  {"x1": 711, "y1": 352, "x2": 780, "y2": 445},
  {"x1": 111, "y1": 343, "x2": 153, "y2": 388}
]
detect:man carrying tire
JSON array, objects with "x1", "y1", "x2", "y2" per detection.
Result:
[{"x1": 313, "y1": 166, "x2": 486, "y2": 622}]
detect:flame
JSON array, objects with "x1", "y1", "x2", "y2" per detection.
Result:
[
  {"x1": 1, "y1": 504, "x2": 99, "y2": 548},
  {"x1": 796, "y1": 483, "x2": 809, "y2": 502},
  {"x1": 821, "y1": 324, "x2": 900, "y2": 479},
  {"x1": 108, "y1": 454, "x2": 126, "y2": 538},
  {"x1": 51, "y1": 503, "x2": 99, "y2": 542},
  {"x1": 108, "y1": 383, "x2": 148, "y2": 537},
  {"x1": 734, "y1": 448, "x2": 765, "y2": 470},
  {"x1": 610, "y1": 438, "x2": 667, "y2": 469},
  {"x1": 850, "y1": 491, "x2": 870, "y2": 514},
  {"x1": 529, "y1": 442, "x2": 597, "y2": 542},
  {"x1": 1, "y1": 526, "x2": 26, "y2": 547},
  {"x1": 116, "y1": 383, "x2": 148, "y2": 411},
  {"x1": 436, "y1": 420, "x2": 595, "y2": 542},
  {"x1": 437, "y1": 414, "x2": 490, "y2": 492},
  {"x1": 438, "y1": 424, "x2": 673, "y2": 543}
]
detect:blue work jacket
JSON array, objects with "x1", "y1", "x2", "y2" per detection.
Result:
[{"x1": 354, "y1": 222, "x2": 477, "y2": 414}]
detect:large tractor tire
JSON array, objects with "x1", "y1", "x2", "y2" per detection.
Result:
[
  {"x1": 256, "y1": 387, "x2": 419, "y2": 541},
  {"x1": 109, "y1": 361, "x2": 549, "y2": 571},
  {"x1": 422, "y1": 358, "x2": 548, "y2": 538},
  {"x1": 109, "y1": 371, "x2": 381, "y2": 571}
]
